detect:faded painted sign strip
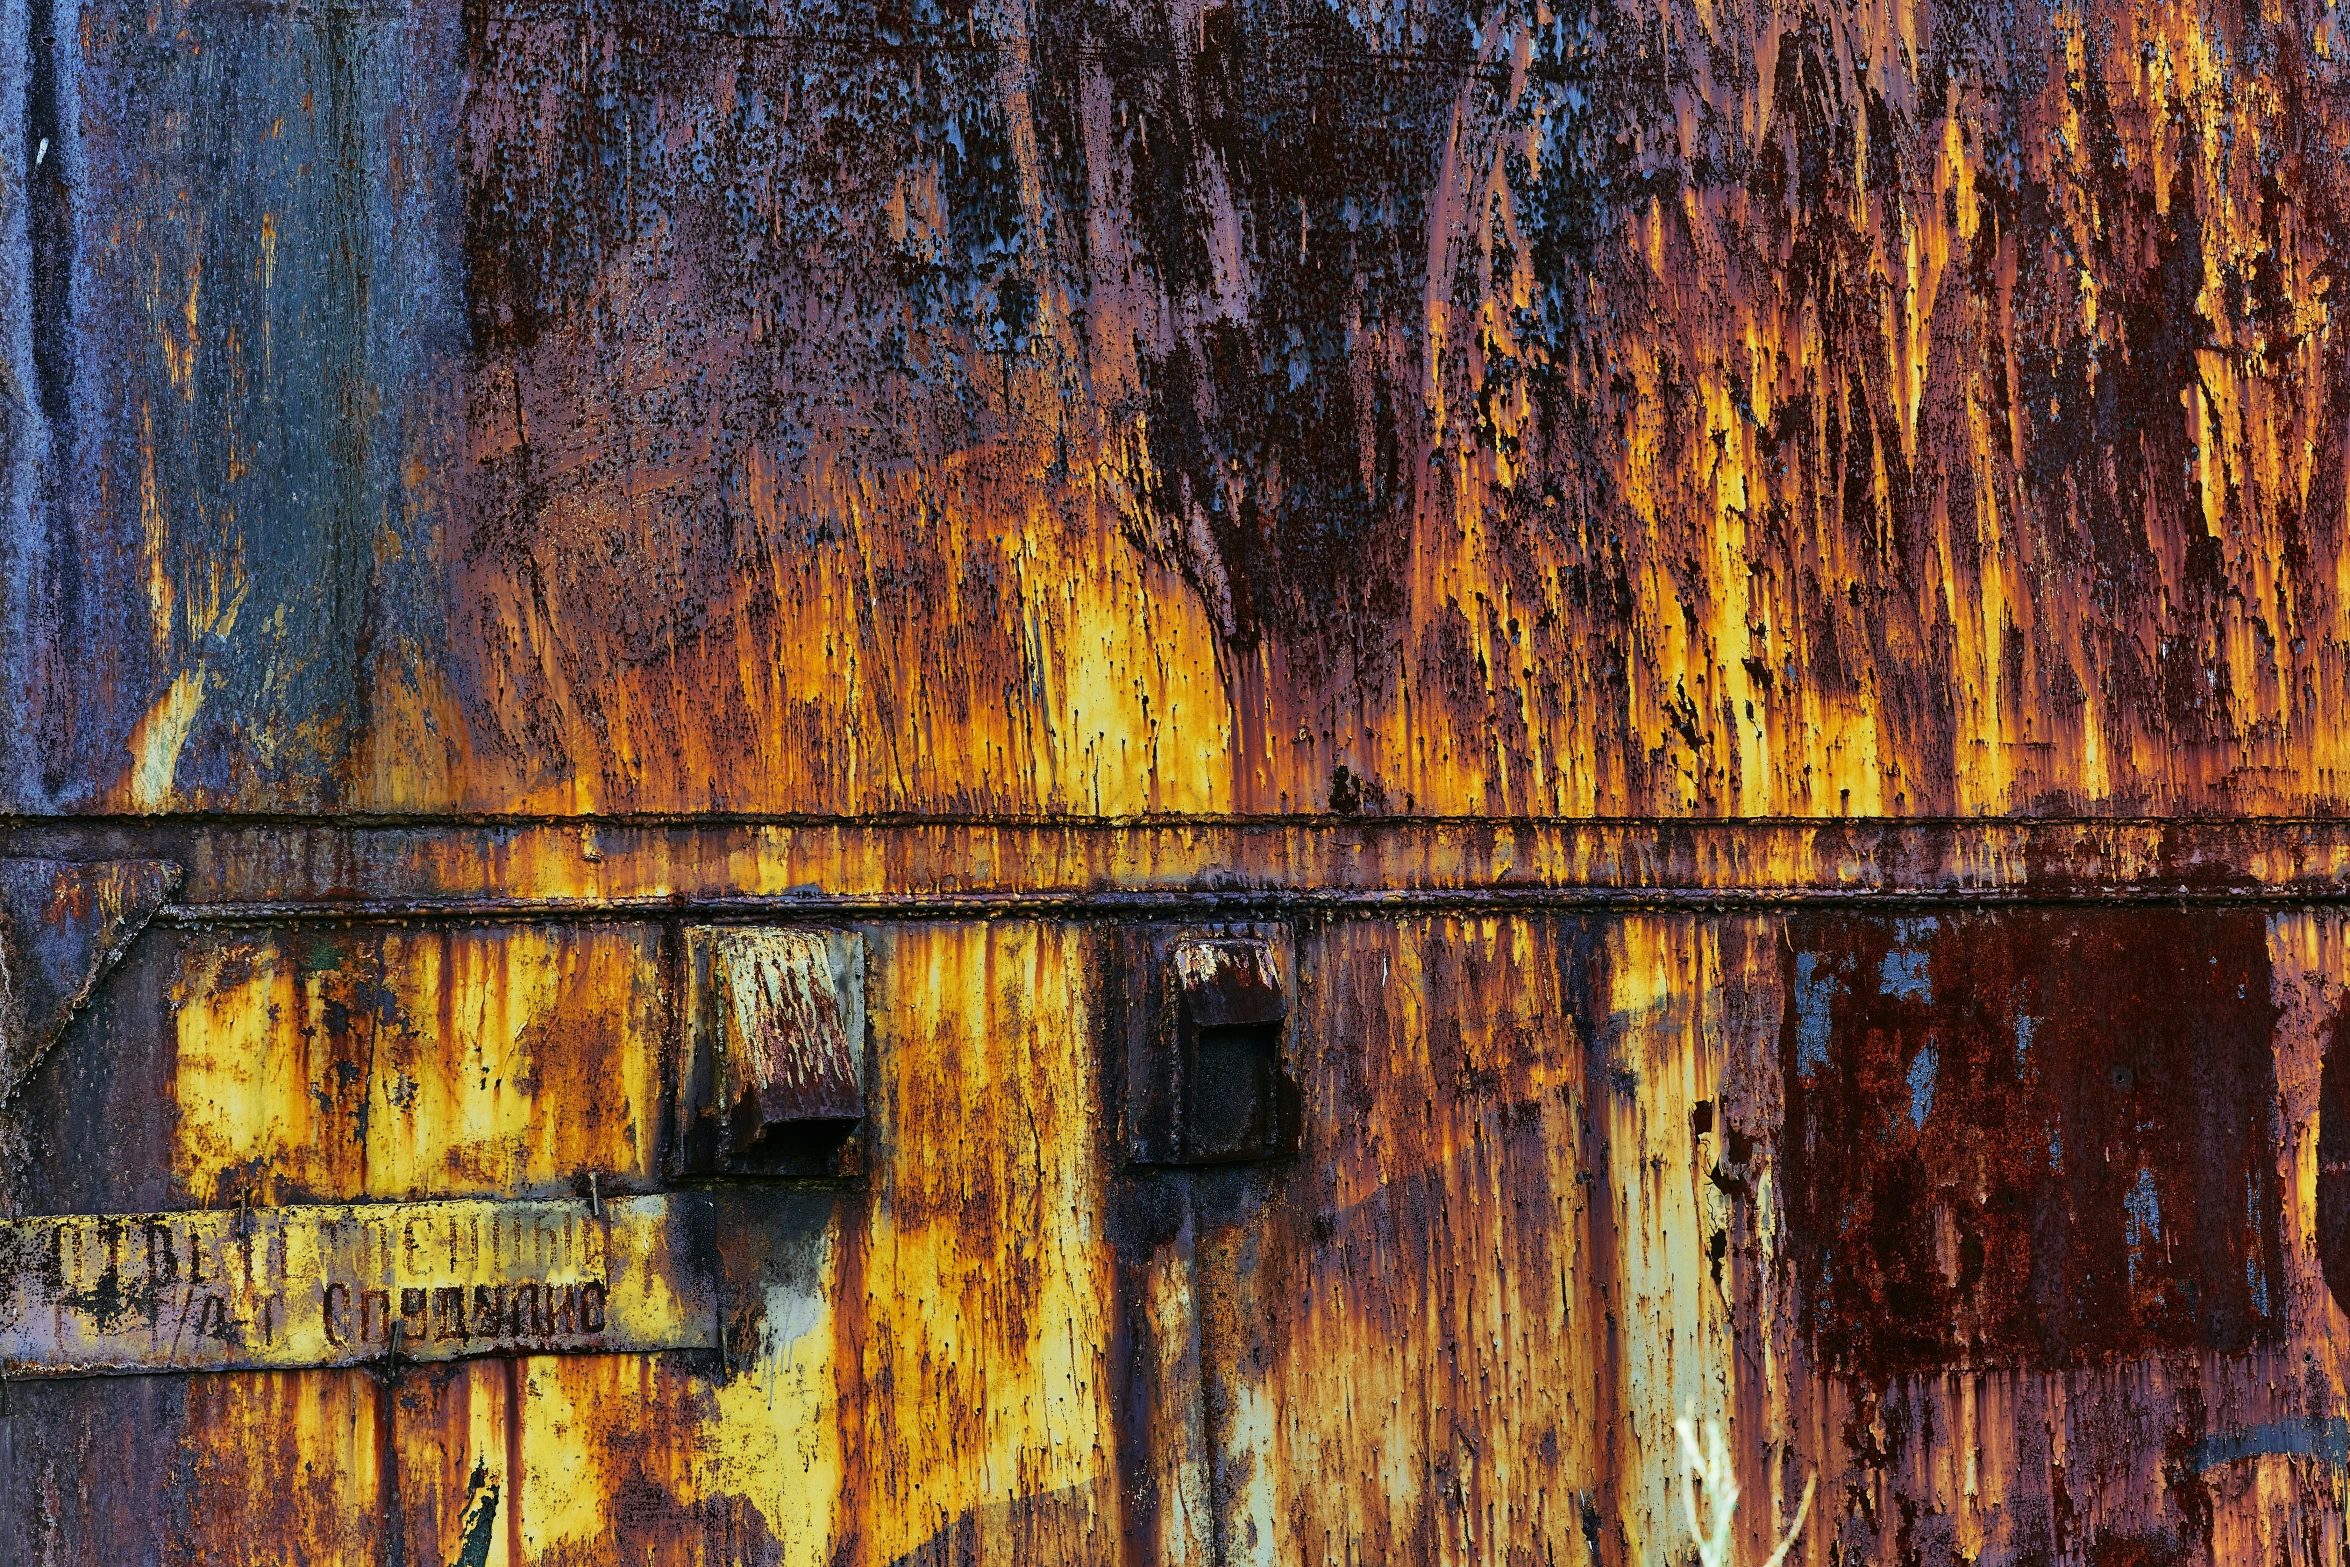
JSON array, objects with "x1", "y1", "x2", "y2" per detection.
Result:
[{"x1": 0, "y1": 1195, "x2": 716, "y2": 1377}]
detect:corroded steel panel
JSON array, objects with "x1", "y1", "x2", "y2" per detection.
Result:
[
  {"x1": 0, "y1": 862, "x2": 2332, "y2": 1560},
  {"x1": 0, "y1": 1196, "x2": 716, "y2": 1376},
  {"x1": 1780, "y1": 911, "x2": 2283, "y2": 1372},
  {"x1": 0, "y1": 858, "x2": 175, "y2": 1100}
]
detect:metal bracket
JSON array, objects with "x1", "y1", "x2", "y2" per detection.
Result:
[
  {"x1": 1125, "y1": 928, "x2": 1299, "y2": 1166},
  {"x1": 675, "y1": 927, "x2": 867, "y2": 1178}
]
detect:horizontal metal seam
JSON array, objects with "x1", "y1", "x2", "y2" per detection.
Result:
[
  {"x1": 16, "y1": 811, "x2": 2350, "y2": 830},
  {"x1": 147, "y1": 885, "x2": 2350, "y2": 925}
]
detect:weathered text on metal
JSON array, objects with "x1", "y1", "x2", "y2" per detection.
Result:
[{"x1": 0, "y1": 1196, "x2": 716, "y2": 1378}]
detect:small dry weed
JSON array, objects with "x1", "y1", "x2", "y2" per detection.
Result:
[{"x1": 1669, "y1": 1404, "x2": 1817, "y2": 1567}]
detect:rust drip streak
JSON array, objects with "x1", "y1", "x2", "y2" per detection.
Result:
[
  {"x1": 503, "y1": 1356, "x2": 524, "y2": 1567},
  {"x1": 374, "y1": 1368, "x2": 404, "y2": 1567}
]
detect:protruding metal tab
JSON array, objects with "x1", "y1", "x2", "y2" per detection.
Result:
[
  {"x1": 1128, "y1": 933, "x2": 1295, "y2": 1166},
  {"x1": 1170, "y1": 938, "x2": 1286, "y2": 1029},
  {"x1": 716, "y1": 928, "x2": 865, "y2": 1138},
  {"x1": 678, "y1": 927, "x2": 867, "y2": 1177}
]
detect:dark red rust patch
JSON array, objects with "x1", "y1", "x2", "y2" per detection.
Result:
[{"x1": 1781, "y1": 911, "x2": 2282, "y2": 1375}]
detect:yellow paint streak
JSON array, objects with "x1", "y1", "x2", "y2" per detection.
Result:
[
  {"x1": 845, "y1": 922, "x2": 1117, "y2": 1562},
  {"x1": 138, "y1": 400, "x2": 173, "y2": 651},
  {"x1": 175, "y1": 1373, "x2": 387, "y2": 1560},
  {"x1": 259, "y1": 210, "x2": 277, "y2": 379},
  {"x1": 157, "y1": 239, "x2": 202, "y2": 399},
  {"x1": 512, "y1": 1357, "x2": 612, "y2": 1554},
  {"x1": 168, "y1": 928, "x2": 665, "y2": 1206},
  {"x1": 125, "y1": 665, "x2": 205, "y2": 812},
  {"x1": 1237, "y1": 918, "x2": 1592, "y2": 1553},
  {"x1": 451, "y1": 430, "x2": 1236, "y2": 816}
]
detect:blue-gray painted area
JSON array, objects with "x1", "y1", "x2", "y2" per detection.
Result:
[
  {"x1": 1906, "y1": 1045, "x2": 1936, "y2": 1127},
  {"x1": 0, "y1": 0, "x2": 36, "y2": 804},
  {"x1": 2190, "y1": 1417, "x2": 2350, "y2": 1472},
  {"x1": 1793, "y1": 950, "x2": 1835, "y2": 1075},
  {"x1": 0, "y1": 0, "x2": 74, "y2": 807},
  {"x1": 1, "y1": 0, "x2": 462, "y2": 810},
  {"x1": 1879, "y1": 945, "x2": 1932, "y2": 1002}
]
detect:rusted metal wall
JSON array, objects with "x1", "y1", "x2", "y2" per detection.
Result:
[{"x1": 5, "y1": 0, "x2": 2350, "y2": 1560}]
